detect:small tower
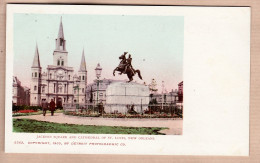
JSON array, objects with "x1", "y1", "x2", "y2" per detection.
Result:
[
  {"x1": 78, "y1": 49, "x2": 87, "y2": 104},
  {"x1": 30, "y1": 44, "x2": 42, "y2": 106},
  {"x1": 53, "y1": 17, "x2": 68, "y2": 67}
]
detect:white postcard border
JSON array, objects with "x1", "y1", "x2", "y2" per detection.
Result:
[{"x1": 6, "y1": 4, "x2": 250, "y2": 156}]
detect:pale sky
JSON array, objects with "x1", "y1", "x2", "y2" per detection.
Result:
[{"x1": 13, "y1": 14, "x2": 183, "y2": 92}]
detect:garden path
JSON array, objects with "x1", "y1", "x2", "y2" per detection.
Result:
[{"x1": 14, "y1": 113, "x2": 183, "y2": 135}]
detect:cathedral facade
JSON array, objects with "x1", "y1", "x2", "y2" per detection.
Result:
[{"x1": 30, "y1": 18, "x2": 87, "y2": 107}]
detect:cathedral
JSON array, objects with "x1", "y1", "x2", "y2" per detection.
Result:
[{"x1": 30, "y1": 18, "x2": 87, "y2": 107}]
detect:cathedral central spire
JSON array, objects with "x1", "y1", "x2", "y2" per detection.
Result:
[
  {"x1": 55, "y1": 16, "x2": 66, "y2": 51},
  {"x1": 58, "y1": 17, "x2": 64, "y2": 39}
]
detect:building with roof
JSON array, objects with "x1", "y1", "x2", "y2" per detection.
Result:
[
  {"x1": 30, "y1": 18, "x2": 87, "y2": 107},
  {"x1": 13, "y1": 76, "x2": 30, "y2": 106},
  {"x1": 151, "y1": 89, "x2": 178, "y2": 105}
]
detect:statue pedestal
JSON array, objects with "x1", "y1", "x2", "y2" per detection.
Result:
[{"x1": 105, "y1": 82, "x2": 150, "y2": 114}]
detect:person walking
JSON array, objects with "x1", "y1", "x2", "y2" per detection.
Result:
[
  {"x1": 41, "y1": 99, "x2": 48, "y2": 116},
  {"x1": 49, "y1": 99, "x2": 56, "y2": 116}
]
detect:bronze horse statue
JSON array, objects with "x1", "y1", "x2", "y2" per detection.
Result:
[{"x1": 113, "y1": 52, "x2": 142, "y2": 82}]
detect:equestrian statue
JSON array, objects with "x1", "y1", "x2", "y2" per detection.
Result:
[{"x1": 113, "y1": 52, "x2": 142, "y2": 82}]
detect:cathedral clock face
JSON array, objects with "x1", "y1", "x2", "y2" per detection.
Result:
[{"x1": 57, "y1": 69, "x2": 64, "y2": 77}]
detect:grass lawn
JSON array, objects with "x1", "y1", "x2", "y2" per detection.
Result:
[{"x1": 13, "y1": 118, "x2": 167, "y2": 135}]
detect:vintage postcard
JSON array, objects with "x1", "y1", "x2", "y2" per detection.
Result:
[{"x1": 5, "y1": 5, "x2": 250, "y2": 155}]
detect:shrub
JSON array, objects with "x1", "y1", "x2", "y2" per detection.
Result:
[
  {"x1": 63, "y1": 111, "x2": 182, "y2": 119},
  {"x1": 12, "y1": 105, "x2": 42, "y2": 112}
]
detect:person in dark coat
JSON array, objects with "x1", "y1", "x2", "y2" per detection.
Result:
[
  {"x1": 49, "y1": 99, "x2": 56, "y2": 116},
  {"x1": 41, "y1": 99, "x2": 48, "y2": 116}
]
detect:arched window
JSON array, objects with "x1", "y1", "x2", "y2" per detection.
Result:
[
  {"x1": 50, "y1": 73, "x2": 52, "y2": 79},
  {"x1": 69, "y1": 75, "x2": 70, "y2": 80},
  {"x1": 79, "y1": 76, "x2": 81, "y2": 80},
  {"x1": 60, "y1": 38, "x2": 63, "y2": 46},
  {"x1": 82, "y1": 76, "x2": 85, "y2": 80},
  {"x1": 82, "y1": 88, "x2": 84, "y2": 93},
  {"x1": 57, "y1": 60, "x2": 60, "y2": 66},
  {"x1": 35, "y1": 72, "x2": 37, "y2": 77},
  {"x1": 61, "y1": 60, "x2": 64, "y2": 66},
  {"x1": 34, "y1": 86, "x2": 37, "y2": 91}
]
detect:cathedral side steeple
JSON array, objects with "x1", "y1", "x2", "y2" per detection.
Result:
[
  {"x1": 30, "y1": 43, "x2": 42, "y2": 106},
  {"x1": 78, "y1": 49, "x2": 87, "y2": 84},
  {"x1": 32, "y1": 44, "x2": 41, "y2": 68},
  {"x1": 78, "y1": 49, "x2": 87, "y2": 104},
  {"x1": 79, "y1": 49, "x2": 87, "y2": 72}
]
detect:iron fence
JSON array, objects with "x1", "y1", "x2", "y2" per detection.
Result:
[{"x1": 63, "y1": 103, "x2": 183, "y2": 115}]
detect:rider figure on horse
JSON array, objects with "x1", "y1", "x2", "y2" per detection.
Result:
[
  {"x1": 119, "y1": 52, "x2": 128, "y2": 75},
  {"x1": 123, "y1": 54, "x2": 135, "y2": 74},
  {"x1": 113, "y1": 51, "x2": 142, "y2": 82},
  {"x1": 120, "y1": 52, "x2": 128, "y2": 64}
]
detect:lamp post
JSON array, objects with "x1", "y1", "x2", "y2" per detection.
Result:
[
  {"x1": 73, "y1": 80, "x2": 80, "y2": 112},
  {"x1": 141, "y1": 98, "x2": 142, "y2": 114},
  {"x1": 170, "y1": 90, "x2": 173, "y2": 117},
  {"x1": 161, "y1": 81, "x2": 164, "y2": 113},
  {"x1": 174, "y1": 91, "x2": 177, "y2": 115},
  {"x1": 95, "y1": 63, "x2": 102, "y2": 114}
]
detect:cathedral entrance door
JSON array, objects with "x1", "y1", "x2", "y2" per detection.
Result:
[{"x1": 57, "y1": 97, "x2": 63, "y2": 109}]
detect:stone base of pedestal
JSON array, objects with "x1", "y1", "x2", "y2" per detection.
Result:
[{"x1": 104, "y1": 82, "x2": 149, "y2": 114}]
